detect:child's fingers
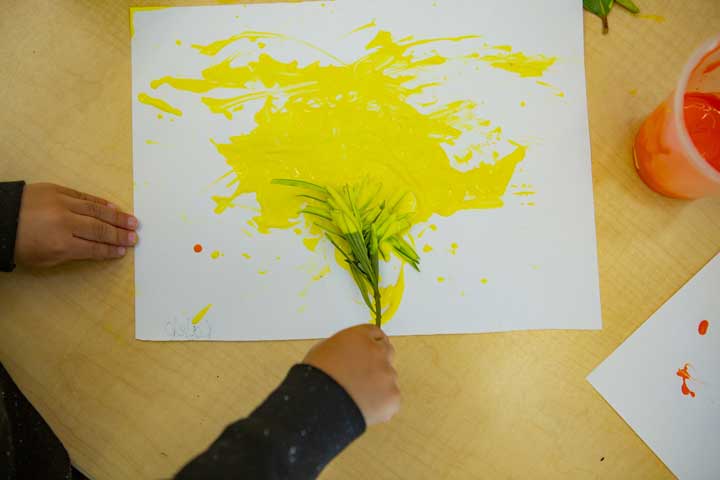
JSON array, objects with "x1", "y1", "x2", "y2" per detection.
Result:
[
  {"x1": 72, "y1": 216, "x2": 137, "y2": 247},
  {"x1": 68, "y1": 237, "x2": 126, "y2": 261},
  {"x1": 57, "y1": 185, "x2": 110, "y2": 205},
  {"x1": 68, "y1": 198, "x2": 138, "y2": 230}
]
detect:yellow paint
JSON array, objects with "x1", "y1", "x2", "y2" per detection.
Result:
[
  {"x1": 535, "y1": 80, "x2": 565, "y2": 97},
  {"x1": 637, "y1": 14, "x2": 666, "y2": 23},
  {"x1": 480, "y1": 278, "x2": 488, "y2": 284},
  {"x1": 312, "y1": 265, "x2": 331, "y2": 281},
  {"x1": 147, "y1": 28, "x2": 556, "y2": 325},
  {"x1": 512, "y1": 190, "x2": 535, "y2": 196},
  {"x1": 153, "y1": 30, "x2": 528, "y2": 237},
  {"x1": 377, "y1": 267, "x2": 405, "y2": 325},
  {"x1": 258, "y1": 270, "x2": 268, "y2": 275},
  {"x1": 417, "y1": 228, "x2": 427, "y2": 238},
  {"x1": 293, "y1": 228, "x2": 302, "y2": 235},
  {"x1": 350, "y1": 19, "x2": 376, "y2": 34},
  {"x1": 629, "y1": 89, "x2": 638, "y2": 96},
  {"x1": 138, "y1": 93, "x2": 183, "y2": 116},
  {"x1": 145, "y1": 139, "x2": 159, "y2": 145},
  {"x1": 423, "y1": 244, "x2": 433, "y2": 253},
  {"x1": 450, "y1": 242, "x2": 458, "y2": 255},
  {"x1": 437, "y1": 276, "x2": 446, "y2": 283},
  {"x1": 520, "y1": 101, "x2": 526, "y2": 107},
  {"x1": 191, "y1": 303, "x2": 212, "y2": 325},
  {"x1": 472, "y1": 50, "x2": 556, "y2": 78},
  {"x1": 157, "y1": 113, "x2": 164, "y2": 119},
  {"x1": 302, "y1": 237, "x2": 321, "y2": 252},
  {"x1": 176, "y1": 39, "x2": 182, "y2": 46},
  {"x1": 129, "y1": 6, "x2": 168, "y2": 38},
  {"x1": 242, "y1": 253, "x2": 251, "y2": 260},
  {"x1": 258, "y1": 42, "x2": 266, "y2": 49},
  {"x1": 211, "y1": 250, "x2": 221, "y2": 259}
]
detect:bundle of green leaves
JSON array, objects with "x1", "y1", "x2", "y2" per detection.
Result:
[
  {"x1": 272, "y1": 178, "x2": 421, "y2": 326},
  {"x1": 584, "y1": 0, "x2": 640, "y2": 34}
]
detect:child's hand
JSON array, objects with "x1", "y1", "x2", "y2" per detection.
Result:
[
  {"x1": 14, "y1": 183, "x2": 139, "y2": 267},
  {"x1": 304, "y1": 324, "x2": 400, "y2": 426}
]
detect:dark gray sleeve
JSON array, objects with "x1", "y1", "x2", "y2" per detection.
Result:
[
  {"x1": 0, "y1": 181, "x2": 25, "y2": 272},
  {"x1": 175, "y1": 364, "x2": 366, "y2": 480}
]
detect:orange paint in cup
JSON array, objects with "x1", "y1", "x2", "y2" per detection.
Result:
[{"x1": 634, "y1": 36, "x2": 720, "y2": 198}]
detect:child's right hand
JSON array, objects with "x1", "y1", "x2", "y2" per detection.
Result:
[{"x1": 304, "y1": 324, "x2": 400, "y2": 426}]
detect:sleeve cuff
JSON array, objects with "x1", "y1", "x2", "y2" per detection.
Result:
[{"x1": 0, "y1": 181, "x2": 25, "y2": 272}]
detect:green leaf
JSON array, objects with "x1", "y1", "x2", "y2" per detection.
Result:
[
  {"x1": 615, "y1": 0, "x2": 639, "y2": 14},
  {"x1": 583, "y1": 0, "x2": 613, "y2": 34},
  {"x1": 271, "y1": 178, "x2": 328, "y2": 194}
]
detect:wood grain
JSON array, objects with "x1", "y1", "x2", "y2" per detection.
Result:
[{"x1": 1, "y1": 1, "x2": 719, "y2": 478}]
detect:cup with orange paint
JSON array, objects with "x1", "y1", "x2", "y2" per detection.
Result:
[{"x1": 634, "y1": 35, "x2": 720, "y2": 199}]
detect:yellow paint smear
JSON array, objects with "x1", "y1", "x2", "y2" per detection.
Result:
[
  {"x1": 350, "y1": 19, "x2": 377, "y2": 34},
  {"x1": 145, "y1": 139, "x2": 159, "y2": 145},
  {"x1": 312, "y1": 265, "x2": 331, "y2": 281},
  {"x1": 211, "y1": 250, "x2": 222, "y2": 259},
  {"x1": 129, "y1": 7, "x2": 168, "y2": 38},
  {"x1": 450, "y1": 242, "x2": 458, "y2": 255},
  {"x1": 242, "y1": 253, "x2": 251, "y2": 259},
  {"x1": 148, "y1": 28, "x2": 556, "y2": 324},
  {"x1": 637, "y1": 14, "x2": 666, "y2": 23},
  {"x1": 191, "y1": 303, "x2": 212, "y2": 325},
  {"x1": 437, "y1": 276, "x2": 446, "y2": 283},
  {"x1": 258, "y1": 270, "x2": 268, "y2": 275},
  {"x1": 377, "y1": 267, "x2": 405, "y2": 325},
  {"x1": 138, "y1": 93, "x2": 183, "y2": 116},
  {"x1": 302, "y1": 237, "x2": 321, "y2": 252},
  {"x1": 423, "y1": 244, "x2": 433, "y2": 253}
]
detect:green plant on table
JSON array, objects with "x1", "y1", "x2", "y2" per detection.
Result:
[
  {"x1": 584, "y1": 0, "x2": 641, "y2": 34},
  {"x1": 272, "y1": 178, "x2": 421, "y2": 327}
]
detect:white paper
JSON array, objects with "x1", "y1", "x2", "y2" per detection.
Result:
[
  {"x1": 588, "y1": 254, "x2": 720, "y2": 480},
  {"x1": 131, "y1": 0, "x2": 600, "y2": 340}
]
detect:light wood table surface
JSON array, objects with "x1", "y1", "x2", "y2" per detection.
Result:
[{"x1": 1, "y1": 1, "x2": 719, "y2": 478}]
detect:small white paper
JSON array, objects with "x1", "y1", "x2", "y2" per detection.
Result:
[
  {"x1": 131, "y1": 0, "x2": 600, "y2": 340},
  {"x1": 588, "y1": 253, "x2": 720, "y2": 480}
]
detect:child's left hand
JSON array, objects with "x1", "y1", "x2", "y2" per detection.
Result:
[{"x1": 14, "y1": 183, "x2": 139, "y2": 267}]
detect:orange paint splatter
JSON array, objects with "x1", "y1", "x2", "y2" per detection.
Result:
[
  {"x1": 698, "y1": 319, "x2": 709, "y2": 336},
  {"x1": 193, "y1": 244, "x2": 203, "y2": 253},
  {"x1": 676, "y1": 363, "x2": 696, "y2": 398}
]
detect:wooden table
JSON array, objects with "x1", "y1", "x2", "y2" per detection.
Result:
[{"x1": 1, "y1": 1, "x2": 719, "y2": 478}]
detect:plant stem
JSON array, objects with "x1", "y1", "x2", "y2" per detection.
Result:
[{"x1": 373, "y1": 282, "x2": 383, "y2": 327}]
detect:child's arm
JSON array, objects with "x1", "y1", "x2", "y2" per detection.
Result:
[
  {"x1": 176, "y1": 324, "x2": 400, "y2": 480},
  {"x1": 0, "y1": 182, "x2": 138, "y2": 271}
]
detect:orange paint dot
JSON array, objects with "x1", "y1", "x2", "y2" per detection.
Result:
[
  {"x1": 193, "y1": 244, "x2": 203, "y2": 253},
  {"x1": 698, "y1": 319, "x2": 709, "y2": 336}
]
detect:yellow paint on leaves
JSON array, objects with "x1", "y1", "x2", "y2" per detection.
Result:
[
  {"x1": 191, "y1": 303, "x2": 212, "y2": 325},
  {"x1": 138, "y1": 93, "x2": 183, "y2": 116}
]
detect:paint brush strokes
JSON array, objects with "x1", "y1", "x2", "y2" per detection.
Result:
[{"x1": 147, "y1": 26, "x2": 560, "y2": 324}]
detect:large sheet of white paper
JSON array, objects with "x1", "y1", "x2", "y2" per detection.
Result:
[
  {"x1": 588, "y1": 253, "x2": 720, "y2": 480},
  {"x1": 131, "y1": 0, "x2": 600, "y2": 341}
]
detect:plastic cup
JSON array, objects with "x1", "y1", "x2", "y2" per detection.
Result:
[{"x1": 633, "y1": 35, "x2": 720, "y2": 199}]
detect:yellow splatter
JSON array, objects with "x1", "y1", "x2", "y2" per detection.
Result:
[
  {"x1": 520, "y1": 100, "x2": 526, "y2": 107},
  {"x1": 242, "y1": 253, "x2": 251, "y2": 260},
  {"x1": 480, "y1": 278, "x2": 488, "y2": 284},
  {"x1": 350, "y1": 19, "x2": 377, "y2": 34},
  {"x1": 147, "y1": 28, "x2": 559, "y2": 324},
  {"x1": 423, "y1": 244, "x2": 433, "y2": 253},
  {"x1": 176, "y1": 39, "x2": 182, "y2": 46},
  {"x1": 258, "y1": 270, "x2": 268, "y2": 275},
  {"x1": 145, "y1": 139, "x2": 159, "y2": 145},
  {"x1": 417, "y1": 228, "x2": 428, "y2": 238},
  {"x1": 377, "y1": 267, "x2": 405, "y2": 325},
  {"x1": 637, "y1": 14, "x2": 666, "y2": 23},
  {"x1": 535, "y1": 80, "x2": 565, "y2": 97},
  {"x1": 258, "y1": 42, "x2": 266, "y2": 49},
  {"x1": 293, "y1": 228, "x2": 303, "y2": 235},
  {"x1": 471, "y1": 50, "x2": 556, "y2": 78},
  {"x1": 137, "y1": 93, "x2": 183, "y2": 116},
  {"x1": 312, "y1": 265, "x2": 331, "y2": 281},
  {"x1": 629, "y1": 88, "x2": 638, "y2": 96},
  {"x1": 437, "y1": 276, "x2": 446, "y2": 283},
  {"x1": 129, "y1": 6, "x2": 168, "y2": 38},
  {"x1": 152, "y1": 30, "x2": 529, "y2": 237},
  {"x1": 157, "y1": 113, "x2": 164, "y2": 119},
  {"x1": 302, "y1": 237, "x2": 321, "y2": 252},
  {"x1": 450, "y1": 242, "x2": 458, "y2": 255},
  {"x1": 211, "y1": 250, "x2": 222, "y2": 259},
  {"x1": 191, "y1": 303, "x2": 212, "y2": 325}
]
